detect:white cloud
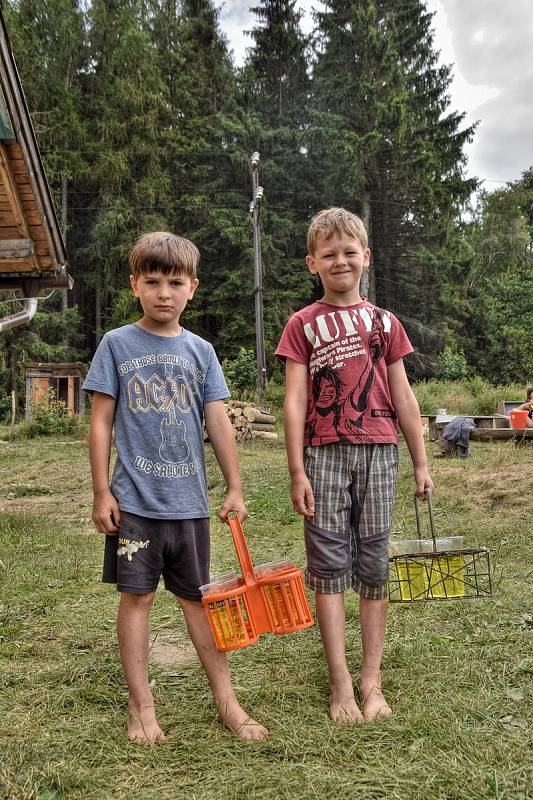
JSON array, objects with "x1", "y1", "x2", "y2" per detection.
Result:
[
  {"x1": 426, "y1": 0, "x2": 533, "y2": 184},
  {"x1": 216, "y1": 0, "x2": 533, "y2": 184},
  {"x1": 217, "y1": 0, "x2": 318, "y2": 66}
]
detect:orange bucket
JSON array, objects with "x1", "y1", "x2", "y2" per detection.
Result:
[
  {"x1": 509, "y1": 409, "x2": 528, "y2": 429},
  {"x1": 201, "y1": 516, "x2": 313, "y2": 651}
]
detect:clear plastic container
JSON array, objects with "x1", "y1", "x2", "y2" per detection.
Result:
[
  {"x1": 199, "y1": 571, "x2": 243, "y2": 596},
  {"x1": 254, "y1": 560, "x2": 294, "y2": 578},
  {"x1": 426, "y1": 536, "x2": 464, "y2": 553},
  {"x1": 389, "y1": 539, "x2": 423, "y2": 556},
  {"x1": 389, "y1": 536, "x2": 464, "y2": 555},
  {"x1": 390, "y1": 537, "x2": 465, "y2": 600},
  {"x1": 389, "y1": 536, "x2": 464, "y2": 600}
]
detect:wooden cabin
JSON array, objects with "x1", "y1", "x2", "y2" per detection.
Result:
[
  {"x1": 0, "y1": 11, "x2": 70, "y2": 296},
  {"x1": 24, "y1": 362, "x2": 86, "y2": 419}
]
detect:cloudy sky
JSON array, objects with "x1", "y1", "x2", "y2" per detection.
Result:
[{"x1": 216, "y1": 0, "x2": 533, "y2": 188}]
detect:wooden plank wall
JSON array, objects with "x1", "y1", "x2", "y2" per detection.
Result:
[{"x1": 0, "y1": 141, "x2": 53, "y2": 272}]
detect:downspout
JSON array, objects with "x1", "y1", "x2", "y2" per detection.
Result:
[{"x1": 0, "y1": 297, "x2": 38, "y2": 332}]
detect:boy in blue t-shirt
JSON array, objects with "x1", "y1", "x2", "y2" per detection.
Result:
[{"x1": 83, "y1": 231, "x2": 267, "y2": 743}]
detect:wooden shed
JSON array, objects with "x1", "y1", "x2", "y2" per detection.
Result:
[
  {"x1": 0, "y1": 11, "x2": 70, "y2": 297},
  {"x1": 24, "y1": 362, "x2": 86, "y2": 419}
]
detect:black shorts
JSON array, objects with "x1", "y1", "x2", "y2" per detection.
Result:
[{"x1": 103, "y1": 510, "x2": 210, "y2": 600}]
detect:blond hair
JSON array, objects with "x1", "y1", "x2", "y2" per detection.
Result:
[
  {"x1": 307, "y1": 207, "x2": 368, "y2": 254},
  {"x1": 129, "y1": 231, "x2": 200, "y2": 278}
]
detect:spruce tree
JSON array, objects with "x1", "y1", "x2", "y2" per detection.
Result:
[
  {"x1": 451, "y1": 172, "x2": 533, "y2": 382},
  {"x1": 149, "y1": 0, "x2": 255, "y2": 359},
  {"x1": 78, "y1": 0, "x2": 174, "y2": 345},
  {"x1": 242, "y1": 0, "x2": 314, "y2": 372},
  {"x1": 3, "y1": 0, "x2": 87, "y2": 364},
  {"x1": 310, "y1": 0, "x2": 476, "y2": 374},
  {"x1": 4, "y1": 0, "x2": 87, "y2": 206}
]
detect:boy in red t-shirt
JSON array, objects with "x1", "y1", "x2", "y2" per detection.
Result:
[{"x1": 276, "y1": 207, "x2": 433, "y2": 723}]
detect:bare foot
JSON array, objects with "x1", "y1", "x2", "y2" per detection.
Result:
[
  {"x1": 217, "y1": 696, "x2": 268, "y2": 740},
  {"x1": 128, "y1": 703, "x2": 167, "y2": 745},
  {"x1": 360, "y1": 685, "x2": 392, "y2": 722},
  {"x1": 329, "y1": 674, "x2": 364, "y2": 724}
]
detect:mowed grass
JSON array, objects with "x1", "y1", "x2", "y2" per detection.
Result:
[{"x1": 0, "y1": 432, "x2": 532, "y2": 800}]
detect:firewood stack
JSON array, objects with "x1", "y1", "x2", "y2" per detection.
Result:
[{"x1": 225, "y1": 399, "x2": 278, "y2": 442}]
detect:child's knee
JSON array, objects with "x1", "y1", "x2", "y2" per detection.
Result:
[
  {"x1": 355, "y1": 531, "x2": 389, "y2": 586},
  {"x1": 175, "y1": 595, "x2": 202, "y2": 610},
  {"x1": 120, "y1": 590, "x2": 156, "y2": 610}
]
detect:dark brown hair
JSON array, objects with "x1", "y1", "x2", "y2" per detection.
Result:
[{"x1": 129, "y1": 232, "x2": 200, "y2": 278}]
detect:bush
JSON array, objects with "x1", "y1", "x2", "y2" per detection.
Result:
[
  {"x1": 0, "y1": 392, "x2": 12, "y2": 424},
  {"x1": 31, "y1": 391, "x2": 81, "y2": 436},
  {"x1": 222, "y1": 348, "x2": 258, "y2": 396},
  {"x1": 263, "y1": 379, "x2": 285, "y2": 408},
  {"x1": 436, "y1": 347, "x2": 469, "y2": 381}
]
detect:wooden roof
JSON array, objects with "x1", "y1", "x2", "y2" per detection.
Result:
[
  {"x1": 0, "y1": 12, "x2": 69, "y2": 286},
  {"x1": 23, "y1": 361, "x2": 86, "y2": 373}
]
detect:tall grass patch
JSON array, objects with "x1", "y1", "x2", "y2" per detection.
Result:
[{"x1": 412, "y1": 377, "x2": 526, "y2": 416}]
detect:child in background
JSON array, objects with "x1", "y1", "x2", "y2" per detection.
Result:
[
  {"x1": 276, "y1": 208, "x2": 433, "y2": 723},
  {"x1": 517, "y1": 387, "x2": 533, "y2": 428}
]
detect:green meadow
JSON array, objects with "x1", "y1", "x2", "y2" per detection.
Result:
[{"x1": 0, "y1": 430, "x2": 531, "y2": 800}]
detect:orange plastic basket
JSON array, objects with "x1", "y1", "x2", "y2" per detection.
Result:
[
  {"x1": 201, "y1": 515, "x2": 313, "y2": 651},
  {"x1": 200, "y1": 575, "x2": 258, "y2": 651},
  {"x1": 256, "y1": 563, "x2": 315, "y2": 635}
]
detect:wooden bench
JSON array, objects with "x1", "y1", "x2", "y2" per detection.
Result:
[
  {"x1": 428, "y1": 414, "x2": 509, "y2": 441},
  {"x1": 470, "y1": 428, "x2": 533, "y2": 443}
]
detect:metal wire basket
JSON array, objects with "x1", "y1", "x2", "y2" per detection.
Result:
[{"x1": 388, "y1": 492, "x2": 492, "y2": 603}]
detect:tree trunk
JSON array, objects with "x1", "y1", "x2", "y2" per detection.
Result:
[
  {"x1": 95, "y1": 274, "x2": 102, "y2": 346},
  {"x1": 360, "y1": 191, "x2": 375, "y2": 302},
  {"x1": 61, "y1": 174, "x2": 68, "y2": 312}
]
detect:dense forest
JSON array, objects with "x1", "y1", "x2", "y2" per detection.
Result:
[{"x1": 0, "y1": 0, "x2": 531, "y2": 414}]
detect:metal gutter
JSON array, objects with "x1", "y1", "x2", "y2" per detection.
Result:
[{"x1": 0, "y1": 296, "x2": 37, "y2": 331}]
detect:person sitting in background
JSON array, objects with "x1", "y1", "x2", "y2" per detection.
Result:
[
  {"x1": 433, "y1": 416, "x2": 476, "y2": 458},
  {"x1": 517, "y1": 387, "x2": 533, "y2": 429}
]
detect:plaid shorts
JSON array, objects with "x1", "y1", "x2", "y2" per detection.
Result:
[{"x1": 303, "y1": 442, "x2": 398, "y2": 600}]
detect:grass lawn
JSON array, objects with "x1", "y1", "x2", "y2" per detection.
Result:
[{"x1": 0, "y1": 431, "x2": 531, "y2": 800}]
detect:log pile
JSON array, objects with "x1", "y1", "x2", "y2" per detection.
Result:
[{"x1": 225, "y1": 399, "x2": 278, "y2": 442}]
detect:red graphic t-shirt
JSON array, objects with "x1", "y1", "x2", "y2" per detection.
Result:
[{"x1": 275, "y1": 300, "x2": 413, "y2": 446}]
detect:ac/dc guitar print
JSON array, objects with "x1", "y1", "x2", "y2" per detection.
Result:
[
  {"x1": 159, "y1": 403, "x2": 190, "y2": 464},
  {"x1": 158, "y1": 366, "x2": 189, "y2": 464}
]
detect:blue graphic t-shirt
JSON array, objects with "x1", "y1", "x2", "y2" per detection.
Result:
[{"x1": 82, "y1": 323, "x2": 229, "y2": 519}]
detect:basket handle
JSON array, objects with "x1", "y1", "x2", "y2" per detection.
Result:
[
  {"x1": 227, "y1": 513, "x2": 256, "y2": 587},
  {"x1": 414, "y1": 489, "x2": 437, "y2": 551}
]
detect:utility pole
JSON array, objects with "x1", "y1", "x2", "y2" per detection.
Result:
[{"x1": 250, "y1": 151, "x2": 267, "y2": 396}]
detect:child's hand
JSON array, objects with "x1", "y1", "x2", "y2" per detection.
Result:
[
  {"x1": 92, "y1": 489, "x2": 121, "y2": 534},
  {"x1": 218, "y1": 491, "x2": 248, "y2": 522},
  {"x1": 291, "y1": 473, "x2": 315, "y2": 518},
  {"x1": 414, "y1": 467, "x2": 434, "y2": 500}
]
